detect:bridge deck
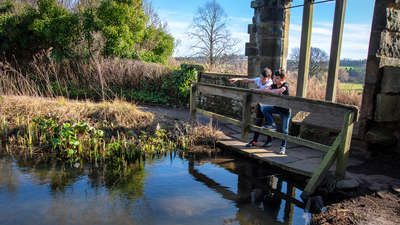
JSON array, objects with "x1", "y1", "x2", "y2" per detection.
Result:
[{"x1": 217, "y1": 123, "x2": 364, "y2": 178}]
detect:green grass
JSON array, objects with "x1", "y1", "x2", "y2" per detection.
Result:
[
  {"x1": 339, "y1": 66, "x2": 364, "y2": 73},
  {"x1": 340, "y1": 82, "x2": 363, "y2": 93}
]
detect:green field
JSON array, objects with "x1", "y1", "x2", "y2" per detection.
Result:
[
  {"x1": 340, "y1": 82, "x2": 363, "y2": 93},
  {"x1": 339, "y1": 66, "x2": 364, "y2": 73}
]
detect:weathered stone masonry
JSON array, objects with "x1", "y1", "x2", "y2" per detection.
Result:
[
  {"x1": 246, "y1": 0, "x2": 292, "y2": 77},
  {"x1": 361, "y1": 0, "x2": 400, "y2": 155}
]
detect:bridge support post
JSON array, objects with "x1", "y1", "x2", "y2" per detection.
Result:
[
  {"x1": 190, "y1": 84, "x2": 197, "y2": 121},
  {"x1": 241, "y1": 93, "x2": 252, "y2": 139},
  {"x1": 335, "y1": 110, "x2": 356, "y2": 178}
]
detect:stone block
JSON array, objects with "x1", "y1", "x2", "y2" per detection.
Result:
[
  {"x1": 371, "y1": 4, "x2": 400, "y2": 33},
  {"x1": 371, "y1": 3, "x2": 389, "y2": 31},
  {"x1": 255, "y1": 23, "x2": 284, "y2": 38},
  {"x1": 247, "y1": 56, "x2": 280, "y2": 77},
  {"x1": 364, "y1": 55, "x2": 383, "y2": 84},
  {"x1": 260, "y1": 8, "x2": 285, "y2": 22},
  {"x1": 375, "y1": 94, "x2": 400, "y2": 122},
  {"x1": 386, "y1": 8, "x2": 400, "y2": 32},
  {"x1": 377, "y1": 30, "x2": 400, "y2": 57},
  {"x1": 360, "y1": 83, "x2": 379, "y2": 120},
  {"x1": 245, "y1": 43, "x2": 258, "y2": 56},
  {"x1": 365, "y1": 126, "x2": 397, "y2": 146},
  {"x1": 353, "y1": 120, "x2": 368, "y2": 140},
  {"x1": 336, "y1": 178, "x2": 360, "y2": 190},
  {"x1": 251, "y1": 0, "x2": 289, "y2": 8},
  {"x1": 248, "y1": 24, "x2": 255, "y2": 34},
  {"x1": 381, "y1": 66, "x2": 400, "y2": 93},
  {"x1": 380, "y1": 0, "x2": 400, "y2": 8}
]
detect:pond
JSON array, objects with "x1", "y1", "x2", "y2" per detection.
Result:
[{"x1": 0, "y1": 147, "x2": 311, "y2": 225}]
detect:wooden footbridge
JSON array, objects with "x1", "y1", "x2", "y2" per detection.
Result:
[{"x1": 190, "y1": 82, "x2": 359, "y2": 199}]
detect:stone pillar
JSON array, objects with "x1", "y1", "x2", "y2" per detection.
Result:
[
  {"x1": 361, "y1": 0, "x2": 400, "y2": 154},
  {"x1": 246, "y1": 0, "x2": 292, "y2": 78}
]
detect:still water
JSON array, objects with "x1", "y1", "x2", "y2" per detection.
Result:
[{"x1": 0, "y1": 148, "x2": 311, "y2": 225}]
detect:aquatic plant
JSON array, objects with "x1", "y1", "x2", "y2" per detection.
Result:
[{"x1": 1, "y1": 95, "x2": 222, "y2": 164}]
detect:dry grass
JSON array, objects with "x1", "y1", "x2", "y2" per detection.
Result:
[
  {"x1": 1, "y1": 95, "x2": 154, "y2": 128},
  {"x1": 286, "y1": 70, "x2": 362, "y2": 108},
  {"x1": 0, "y1": 95, "x2": 223, "y2": 145},
  {"x1": 0, "y1": 49, "x2": 175, "y2": 99}
]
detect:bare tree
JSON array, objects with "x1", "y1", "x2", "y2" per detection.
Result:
[
  {"x1": 186, "y1": 0, "x2": 239, "y2": 69},
  {"x1": 290, "y1": 47, "x2": 329, "y2": 78}
]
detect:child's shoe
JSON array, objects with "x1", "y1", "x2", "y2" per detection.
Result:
[
  {"x1": 278, "y1": 147, "x2": 286, "y2": 154},
  {"x1": 246, "y1": 141, "x2": 257, "y2": 147},
  {"x1": 262, "y1": 124, "x2": 277, "y2": 130}
]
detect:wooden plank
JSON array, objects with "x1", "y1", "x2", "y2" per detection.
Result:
[
  {"x1": 326, "y1": 0, "x2": 347, "y2": 102},
  {"x1": 252, "y1": 92, "x2": 357, "y2": 120},
  {"x1": 196, "y1": 106, "x2": 331, "y2": 152},
  {"x1": 241, "y1": 94, "x2": 252, "y2": 139},
  {"x1": 301, "y1": 134, "x2": 341, "y2": 200},
  {"x1": 335, "y1": 111, "x2": 356, "y2": 178},
  {"x1": 190, "y1": 85, "x2": 197, "y2": 120},
  {"x1": 296, "y1": 0, "x2": 314, "y2": 97},
  {"x1": 194, "y1": 83, "x2": 358, "y2": 120},
  {"x1": 196, "y1": 108, "x2": 242, "y2": 126},
  {"x1": 196, "y1": 83, "x2": 247, "y2": 101},
  {"x1": 249, "y1": 125, "x2": 331, "y2": 152}
]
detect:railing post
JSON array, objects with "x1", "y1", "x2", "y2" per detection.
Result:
[
  {"x1": 325, "y1": 0, "x2": 347, "y2": 102},
  {"x1": 296, "y1": 0, "x2": 314, "y2": 97},
  {"x1": 301, "y1": 134, "x2": 341, "y2": 200},
  {"x1": 335, "y1": 111, "x2": 356, "y2": 179},
  {"x1": 190, "y1": 84, "x2": 197, "y2": 121},
  {"x1": 241, "y1": 93, "x2": 252, "y2": 139}
]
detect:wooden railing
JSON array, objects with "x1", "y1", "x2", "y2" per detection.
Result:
[{"x1": 190, "y1": 82, "x2": 359, "y2": 198}]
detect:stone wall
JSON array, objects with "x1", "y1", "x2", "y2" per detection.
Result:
[
  {"x1": 361, "y1": 0, "x2": 400, "y2": 155},
  {"x1": 196, "y1": 72, "x2": 249, "y2": 120}
]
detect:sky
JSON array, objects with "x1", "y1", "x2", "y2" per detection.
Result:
[{"x1": 151, "y1": 0, "x2": 376, "y2": 60}]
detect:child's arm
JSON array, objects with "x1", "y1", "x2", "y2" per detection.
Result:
[
  {"x1": 259, "y1": 86, "x2": 275, "y2": 93},
  {"x1": 229, "y1": 78, "x2": 255, "y2": 84},
  {"x1": 273, "y1": 86, "x2": 287, "y2": 95}
]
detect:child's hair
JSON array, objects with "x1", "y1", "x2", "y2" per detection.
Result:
[
  {"x1": 260, "y1": 67, "x2": 272, "y2": 78},
  {"x1": 274, "y1": 69, "x2": 286, "y2": 80}
]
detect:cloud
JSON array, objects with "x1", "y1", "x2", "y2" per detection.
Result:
[
  {"x1": 312, "y1": 27, "x2": 332, "y2": 36},
  {"x1": 168, "y1": 21, "x2": 190, "y2": 30},
  {"x1": 229, "y1": 17, "x2": 252, "y2": 23},
  {"x1": 157, "y1": 196, "x2": 230, "y2": 217}
]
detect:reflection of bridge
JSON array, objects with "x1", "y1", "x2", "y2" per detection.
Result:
[{"x1": 188, "y1": 156, "x2": 307, "y2": 225}]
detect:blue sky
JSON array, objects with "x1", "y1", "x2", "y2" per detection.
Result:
[{"x1": 152, "y1": 0, "x2": 375, "y2": 60}]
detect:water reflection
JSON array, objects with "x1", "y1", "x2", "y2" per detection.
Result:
[
  {"x1": 0, "y1": 146, "x2": 310, "y2": 225},
  {"x1": 188, "y1": 152, "x2": 308, "y2": 225}
]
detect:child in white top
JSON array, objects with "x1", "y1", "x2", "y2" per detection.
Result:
[{"x1": 229, "y1": 67, "x2": 273, "y2": 147}]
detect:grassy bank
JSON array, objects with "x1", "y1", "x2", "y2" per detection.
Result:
[
  {"x1": 0, "y1": 95, "x2": 222, "y2": 164},
  {"x1": 0, "y1": 51, "x2": 197, "y2": 107},
  {"x1": 340, "y1": 82, "x2": 363, "y2": 94}
]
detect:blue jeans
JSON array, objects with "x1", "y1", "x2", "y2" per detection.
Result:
[{"x1": 260, "y1": 106, "x2": 291, "y2": 147}]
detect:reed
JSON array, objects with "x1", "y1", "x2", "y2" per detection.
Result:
[
  {"x1": 1, "y1": 95, "x2": 223, "y2": 162},
  {"x1": 0, "y1": 49, "x2": 175, "y2": 101}
]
